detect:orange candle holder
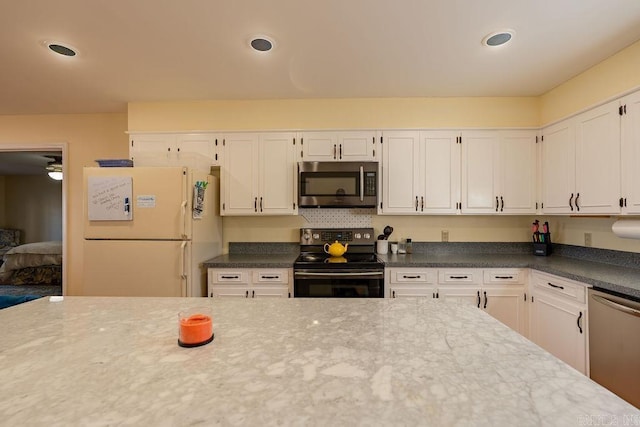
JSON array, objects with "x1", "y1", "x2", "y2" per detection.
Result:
[{"x1": 178, "y1": 308, "x2": 214, "y2": 348}]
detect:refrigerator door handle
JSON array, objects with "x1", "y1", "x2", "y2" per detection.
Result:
[
  {"x1": 180, "y1": 241, "x2": 188, "y2": 297},
  {"x1": 181, "y1": 200, "x2": 188, "y2": 239}
]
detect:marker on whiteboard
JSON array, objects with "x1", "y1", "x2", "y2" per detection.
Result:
[{"x1": 124, "y1": 197, "x2": 130, "y2": 216}]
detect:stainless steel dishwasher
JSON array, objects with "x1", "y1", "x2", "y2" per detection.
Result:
[{"x1": 588, "y1": 288, "x2": 640, "y2": 408}]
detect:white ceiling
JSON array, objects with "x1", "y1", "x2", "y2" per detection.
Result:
[
  {"x1": 0, "y1": 152, "x2": 61, "y2": 176},
  {"x1": 2, "y1": 0, "x2": 640, "y2": 115}
]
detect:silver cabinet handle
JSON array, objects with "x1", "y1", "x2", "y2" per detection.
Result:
[{"x1": 592, "y1": 294, "x2": 640, "y2": 318}]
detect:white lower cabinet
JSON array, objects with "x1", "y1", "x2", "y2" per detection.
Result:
[
  {"x1": 386, "y1": 268, "x2": 438, "y2": 298},
  {"x1": 208, "y1": 268, "x2": 292, "y2": 298},
  {"x1": 529, "y1": 271, "x2": 589, "y2": 375},
  {"x1": 386, "y1": 267, "x2": 527, "y2": 335}
]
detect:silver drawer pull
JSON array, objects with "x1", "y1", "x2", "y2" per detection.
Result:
[{"x1": 547, "y1": 282, "x2": 564, "y2": 290}]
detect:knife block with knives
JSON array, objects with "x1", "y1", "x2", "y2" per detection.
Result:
[{"x1": 532, "y1": 220, "x2": 552, "y2": 256}]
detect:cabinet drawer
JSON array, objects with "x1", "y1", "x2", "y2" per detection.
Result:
[
  {"x1": 438, "y1": 269, "x2": 482, "y2": 285},
  {"x1": 209, "y1": 269, "x2": 250, "y2": 285},
  {"x1": 390, "y1": 285, "x2": 437, "y2": 298},
  {"x1": 252, "y1": 269, "x2": 290, "y2": 285},
  {"x1": 483, "y1": 269, "x2": 526, "y2": 285},
  {"x1": 531, "y1": 271, "x2": 588, "y2": 304},
  {"x1": 390, "y1": 269, "x2": 437, "y2": 284}
]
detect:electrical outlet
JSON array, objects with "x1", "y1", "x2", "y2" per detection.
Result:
[
  {"x1": 442, "y1": 230, "x2": 449, "y2": 242},
  {"x1": 584, "y1": 233, "x2": 592, "y2": 247}
]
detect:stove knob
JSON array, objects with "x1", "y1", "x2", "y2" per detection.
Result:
[
  {"x1": 312, "y1": 233, "x2": 320, "y2": 240},
  {"x1": 303, "y1": 233, "x2": 311, "y2": 241},
  {"x1": 363, "y1": 233, "x2": 371, "y2": 239},
  {"x1": 354, "y1": 233, "x2": 361, "y2": 239}
]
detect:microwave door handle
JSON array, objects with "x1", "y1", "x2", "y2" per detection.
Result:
[{"x1": 360, "y1": 166, "x2": 364, "y2": 202}]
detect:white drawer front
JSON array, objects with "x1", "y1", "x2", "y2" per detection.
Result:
[
  {"x1": 391, "y1": 269, "x2": 437, "y2": 284},
  {"x1": 253, "y1": 269, "x2": 290, "y2": 285},
  {"x1": 531, "y1": 271, "x2": 588, "y2": 304},
  {"x1": 483, "y1": 269, "x2": 526, "y2": 285},
  {"x1": 438, "y1": 269, "x2": 482, "y2": 285},
  {"x1": 210, "y1": 269, "x2": 250, "y2": 284}
]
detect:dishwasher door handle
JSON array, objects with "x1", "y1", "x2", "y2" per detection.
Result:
[{"x1": 592, "y1": 294, "x2": 640, "y2": 318}]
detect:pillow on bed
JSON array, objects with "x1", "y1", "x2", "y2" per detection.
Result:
[{"x1": 1, "y1": 241, "x2": 62, "y2": 273}]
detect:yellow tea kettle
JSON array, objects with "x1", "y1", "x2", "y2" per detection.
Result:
[{"x1": 324, "y1": 241, "x2": 349, "y2": 257}]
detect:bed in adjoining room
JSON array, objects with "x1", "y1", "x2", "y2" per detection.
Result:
[{"x1": 0, "y1": 241, "x2": 62, "y2": 296}]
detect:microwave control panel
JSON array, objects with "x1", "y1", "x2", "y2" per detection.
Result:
[{"x1": 364, "y1": 172, "x2": 377, "y2": 196}]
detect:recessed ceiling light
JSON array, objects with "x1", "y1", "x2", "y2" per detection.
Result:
[
  {"x1": 482, "y1": 30, "x2": 515, "y2": 47},
  {"x1": 250, "y1": 36, "x2": 274, "y2": 52},
  {"x1": 43, "y1": 41, "x2": 79, "y2": 57}
]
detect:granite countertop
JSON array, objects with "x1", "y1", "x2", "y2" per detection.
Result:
[
  {"x1": 204, "y1": 248, "x2": 640, "y2": 299},
  {"x1": 378, "y1": 253, "x2": 640, "y2": 299},
  {"x1": 1, "y1": 297, "x2": 637, "y2": 426}
]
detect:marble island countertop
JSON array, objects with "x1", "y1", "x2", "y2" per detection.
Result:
[{"x1": 1, "y1": 297, "x2": 638, "y2": 426}]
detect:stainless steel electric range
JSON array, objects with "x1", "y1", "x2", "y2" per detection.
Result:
[{"x1": 293, "y1": 228, "x2": 385, "y2": 298}]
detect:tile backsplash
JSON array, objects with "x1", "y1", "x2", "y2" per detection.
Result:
[{"x1": 298, "y1": 208, "x2": 375, "y2": 228}]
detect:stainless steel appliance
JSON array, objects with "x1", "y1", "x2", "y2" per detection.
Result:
[
  {"x1": 298, "y1": 161, "x2": 378, "y2": 208},
  {"x1": 588, "y1": 288, "x2": 640, "y2": 408},
  {"x1": 294, "y1": 228, "x2": 384, "y2": 298}
]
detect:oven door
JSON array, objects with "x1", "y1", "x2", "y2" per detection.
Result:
[{"x1": 294, "y1": 270, "x2": 384, "y2": 298}]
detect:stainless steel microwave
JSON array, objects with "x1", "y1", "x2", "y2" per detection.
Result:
[{"x1": 298, "y1": 161, "x2": 378, "y2": 208}]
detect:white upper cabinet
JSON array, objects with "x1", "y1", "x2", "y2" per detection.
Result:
[
  {"x1": 129, "y1": 133, "x2": 220, "y2": 167},
  {"x1": 541, "y1": 119, "x2": 575, "y2": 214},
  {"x1": 380, "y1": 130, "x2": 459, "y2": 214},
  {"x1": 300, "y1": 131, "x2": 377, "y2": 161},
  {"x1": 221, "y1": 132, "x2": 297, "y2": 216},
  {"x1": 461, "y1": 130, "x2": 536, "y2": 214},
  {"x1": 574, "y1": 101, "x2": 621, "y2": 214},
  {"x1": 542, "y1": 99, "x2": 621, "y2": 215},
  {"x1": 621, "y1": 90, "x2": 640, "y2": 214}
]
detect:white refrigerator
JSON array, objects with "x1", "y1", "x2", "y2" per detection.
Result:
[{"x1": 82, "y1": 166, "x2": 222, "y2": 297}]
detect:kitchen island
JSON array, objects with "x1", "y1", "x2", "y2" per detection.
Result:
[{"x1": 1, "y1": 297, "x2": 638, "y2": 426}]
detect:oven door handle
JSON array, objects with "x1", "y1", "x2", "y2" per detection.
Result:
[
  {"x1": 360, "y1": 165, "x2": 364, "y2": 202},
  {"x1": 294, "y1": 271, "x2": 384, "y2": 278}
]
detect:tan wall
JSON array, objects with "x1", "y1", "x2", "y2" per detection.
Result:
[
  {"x1": 541, "y1": 39, "x2": 640, "y2": 125},
  {"x1": 4, "y1": 175, "x2": 62, "y2": 243},
  {"x1": 0, "y1": 113, "x2": 128, "y2": 295},
  {"x1": 128, "y1": 97, "x2": 540, "y2": 131}
]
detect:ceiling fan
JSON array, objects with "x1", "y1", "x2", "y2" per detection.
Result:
[{"x1": 46, "y1": 156, "x2": 63, "y2": 181}]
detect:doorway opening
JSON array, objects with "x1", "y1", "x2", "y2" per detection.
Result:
[{"x1": 0, "y1": 144, "x2": 67, "y2": 296}]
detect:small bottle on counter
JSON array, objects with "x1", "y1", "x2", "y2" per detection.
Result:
[
  {"x1": 397, "y1": 238, "x2": 406, "y2": 254},
  {"x1": 406, "y1": 238, "x2": 413, "y2": 254}
]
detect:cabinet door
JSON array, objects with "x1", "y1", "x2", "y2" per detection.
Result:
[
  {"x1": 483, "y1": 286, "x2": 526, "y2": 335},
  {"x1": 300, "y1": 132, "x2": 338, "y2": 161},
  {"x1": 438, "y1": 286, "x2": 482, "y2": 306},
  {"x1": 221, "y1": 134, "x2": 259, "y2": 215},
  {"x1": 622, "y1": 91, "x2": 640, "y2": 214},
  {"x1": 461, "y1": 131, "x2": 499, "y2": 213},
  {"x1": 530, "y1": 291, "x2": 587, "y2": 374},
  {"x1": 209, "y1": 285, "x2": 250, "y2": 298},
  {"x1": 129, "y1": 133, "x2": 175, "y2": 161},
  {"x1": 541, "y1": 119, "x2": 576, "y2": 214},
  {"x1": 574, "y1": 100, "x2": 621, "y2": 214},
  {"x1": 381, "y1": 131, "x2": 421, "y2": 213},
  {"x1": 176, "y1": 133, "x2": 218, "y2": 165},
  {"x1": 337, "y1": 131, "x2": 376, "y2": 161},
  {"x1": 259, "y1": 133, "x2": 297, "y2": 214},
  {"x1": 499, "y1": 131, "x2": 537, "y2": 214},
  {"x1": 420, "y1": 131, "x2": 460, "y2": 214},
  {"x1": 250, "y1": 286, "x2": 290, "y2": 298},
  {"x1": 390, "y1": 286, "x2": 436, "y2": 298}
]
